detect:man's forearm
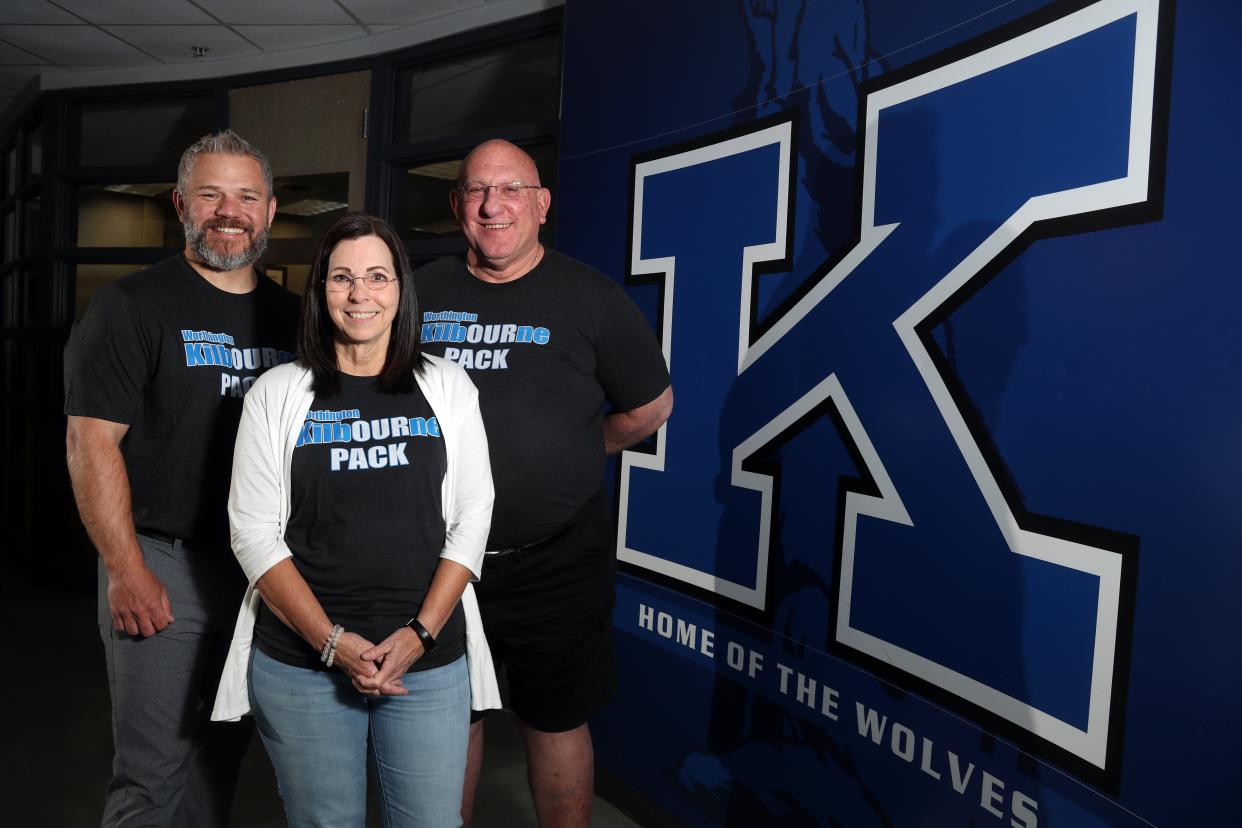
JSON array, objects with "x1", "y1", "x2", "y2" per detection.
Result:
[
  {"x1": 66, "y1": 419, "x2": 142, "y2": 573},
  {"x1": 604, "y1": 385, "x2": 674, "y2": 454},
  {"x1": 70, "y1": 415, "x2": 175, "y2": 636}
]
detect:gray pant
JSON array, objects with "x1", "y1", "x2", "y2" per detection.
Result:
[{"x1": 98, "y1": 535, "x2": 253, "y2": 828}]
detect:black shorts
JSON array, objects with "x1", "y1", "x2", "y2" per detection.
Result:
[{"x1": 474, "y1": 490, "x2": 618, "y2": 733}]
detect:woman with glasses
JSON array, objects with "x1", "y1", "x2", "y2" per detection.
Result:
[{"x1": 211, "y1": 212, "x2": 499, "y2": 825}]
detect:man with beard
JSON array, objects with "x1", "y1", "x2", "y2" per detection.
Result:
[{"x1": 65, "y1": 130, "x2": 300, "y2": 827}]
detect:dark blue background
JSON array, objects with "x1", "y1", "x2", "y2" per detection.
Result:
[{"x1": 557, "y1": 1, "x2": 1239, "y2": 824}]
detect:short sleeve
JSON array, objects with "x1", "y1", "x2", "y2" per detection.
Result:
[
  {"x1": 63, "y1": 285, "x2": 153, "y2": 424},
  {"x1": 594, "y1": 283, "x2": 670, "y2": 413}
]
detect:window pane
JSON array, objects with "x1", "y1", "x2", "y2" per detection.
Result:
[
  {"x1": 2, "y1": 270, "x2": 27, "y2": 327},
  {"x1": 266, "y1": 172, "x2": 349, "y2": 295},
  {"x1": 23, "y1": 197, "x2": 39, "y2": 256},
  {"x1": 78, "y1": 98, "x2": 214, "y2": 168},
  {"x1": 2, "y1": 145, "x2": 15, "y2": 196},
  {"x1": 395, "y1": 142, "x2": 556, "y2": 242},
  {"x1": 75, "y1": 264, "x2": 140, "y2": 321},
  {"x1": 0, "y1": 339, "x2": 15, "y2": 396},
  {"x1": 395, "y1": 34, "x2": 561, "y2": 144},
  {"x1": 270, "y1": 173, "x2": 349, "y2": 239},
  {"x1": 2, "y1": 210, "x2": 15, "y2": 262},
  {"x1": 26, "y1": 122, "x2": 42, "y2": 179},
  {"x1": 401, "y1": 157, "x2": 462, "y2": 240},
  {"x1": 268, "y1": 264, "x2": 311, "y2": 297},
  {"x1": 76, "y1": 183, "x2": 180, "y2": 248}
]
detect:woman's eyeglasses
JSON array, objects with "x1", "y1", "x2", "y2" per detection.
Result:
[{"x1": 325, "y1": 273, "x2": 397, "y2": 292}]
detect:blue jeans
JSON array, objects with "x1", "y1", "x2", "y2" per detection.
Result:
[{"x1": 249, "y1": 649, "x2": 469, "y2": 827}]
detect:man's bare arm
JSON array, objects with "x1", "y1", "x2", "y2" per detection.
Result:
[
  {"x1": 66, "y1": 415, "x2": 173, "y2": 637},
  {"x1": 604, "y1": 385, "x2": 673, "y2": 455}
]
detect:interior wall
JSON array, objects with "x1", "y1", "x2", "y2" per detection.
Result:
[{"x1": 229, "y1": 70, "x2": 370, "y2": 211}]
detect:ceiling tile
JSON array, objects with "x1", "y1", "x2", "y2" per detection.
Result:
[
  {"x1": 0, "y1": 39, "x2": 50, "y2": 64},
  {"x1": 338, "y1": 0, "x2": 482, "y2": 26},
  {"x1": 233, "y1": 25, "x2": 366, "y2": 52},
  {"x1": 104, "y1": 25, "x2": 260, "y2": 63},
  {"x1": 193, "y1": 0, "x2": 354, "y2": 25},
  {"x1": 52, "y1": 0, "x2": 216, "y2": 25},
  {"x1": 0, "y1": 1, "x2": 81, "y2": 25},
  {"x1": 0, "y1": 25, "x2": 157, "y2": 66}
]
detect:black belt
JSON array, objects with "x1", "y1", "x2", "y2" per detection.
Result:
[
  {"x1": 486, "y1": 521, "x2": 574, "y2": 559},
  {"x1": 136, "y1": 528, "x2": 197, "y2": 549}
]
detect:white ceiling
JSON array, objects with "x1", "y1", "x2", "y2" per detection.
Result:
[{"x1": 0, "y1": 0, "x2": 560, "y2": 122}]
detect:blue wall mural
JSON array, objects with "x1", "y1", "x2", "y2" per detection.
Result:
[{"x1": 558, "y1": 0, "x2": 1235, "y2": 824}]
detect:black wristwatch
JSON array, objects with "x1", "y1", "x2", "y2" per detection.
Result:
[{"x1": 404, "y1": 617, "x2": 438, "y2": 652}]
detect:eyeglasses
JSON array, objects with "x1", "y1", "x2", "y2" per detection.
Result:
[
  {"x1": 455, "y1": 181, "x2": 541, "y2": 202},
  {"x1": 325, "y1": 273, "x2": 397, "y2": 292}
]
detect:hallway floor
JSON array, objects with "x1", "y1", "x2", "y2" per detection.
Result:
[{"x1": 1, "y1": 564, "x2": 640, "y2": 827}]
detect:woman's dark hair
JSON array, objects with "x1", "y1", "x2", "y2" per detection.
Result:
[{"x1": 297, "y1": 212, "x2": 424, "y2": 395}]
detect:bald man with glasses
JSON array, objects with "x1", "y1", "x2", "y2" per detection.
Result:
[{"x1": 417, "y1": 139, "x2": 673, "y2": 827}]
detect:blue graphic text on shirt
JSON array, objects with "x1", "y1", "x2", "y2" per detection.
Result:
[
  {"x1": 180, "y1": 328, "x2": 295, "y2": 397},
  {"x1": 296, "y1": 407, "x2": 441, "y2": 471},
  {"x1": 420, "y1": 310, "x2": 550, "y2": 371}
]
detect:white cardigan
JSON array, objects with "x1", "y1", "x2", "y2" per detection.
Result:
[{"x1": 212, "y1": 355, "x2": 502, "y2": 721}]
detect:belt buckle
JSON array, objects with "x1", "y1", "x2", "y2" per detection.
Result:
[{"x1": 488, "y1": 546, "x2": 522, "y2": 557}]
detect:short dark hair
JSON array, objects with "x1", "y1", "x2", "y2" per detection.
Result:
[{"x1": 297, "y1": 212, "x2": 424, "y2": 396}]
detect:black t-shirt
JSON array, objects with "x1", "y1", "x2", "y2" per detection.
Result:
[
  {"x1": 64, "y1": 255, "x2": 299, "y2": 545},
  {"x1": 416, "y1": 248, "x2": 670, "y2": 548},
  {"x1": 253, "y1": 372, "x2": 465, "y2": 672}
]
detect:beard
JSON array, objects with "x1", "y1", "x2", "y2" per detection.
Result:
[{"x1": 183, "y1": 216, "x2": 270, "y2": 272}]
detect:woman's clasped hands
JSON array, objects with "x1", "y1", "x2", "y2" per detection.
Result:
[{"x1": 337, "y1": 626, "x2": 425, "y2": 697}]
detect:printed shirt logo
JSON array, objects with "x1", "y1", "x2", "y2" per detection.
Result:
[
  {"x1": 421, "y1": 310, "x2": 550, "y2": 371},
  {"x1": 180, "y1": 329, "x2": 294, "y2": 397},
  {"x1": 296, "y1": 407, "x2": 440, "y2": 471}
]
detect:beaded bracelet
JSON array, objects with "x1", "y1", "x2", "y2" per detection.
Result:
[{"x1": 320, "y1": 623, "x2": 344, "y2": 665}]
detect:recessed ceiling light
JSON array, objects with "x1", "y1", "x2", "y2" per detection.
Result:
[
  {"x1": 102, "y1": 183, "x2": 174, "y2": 197},
  {"x1": 408, "y1": 160, "x2": 462, "y2": 180},
  {"x1": 277, "y1": 199, "x2": 348, "y2": 217}
]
